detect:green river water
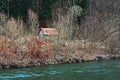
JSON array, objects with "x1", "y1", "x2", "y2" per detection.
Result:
[{"x1": 0, "y1": 60, "x2": 120, "y2": 80}]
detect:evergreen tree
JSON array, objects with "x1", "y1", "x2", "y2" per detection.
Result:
[{"x1": 0, "y1": 0, "x2": 89, "y2": 27}]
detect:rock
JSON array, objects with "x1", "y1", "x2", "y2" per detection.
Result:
[
  {"x1": 0, "y1": 65, "x2": 2, "y2": 69},
  {"x1": 96, "y1": 56, "x2": 103, "y2": 61}
]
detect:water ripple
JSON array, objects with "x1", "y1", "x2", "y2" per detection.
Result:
[
  {"x1": 0, "y1": 73, "x2": 45, "y2": 79},
  {"x1": 48, "y1": 71, "x2": 61, "y2": 75},
  {"x1": 0, "y1": 60, "x2": 120, "y2": 80},
  {"x1": 75, "y1": 69, "x2": 112, "y2": 74}
]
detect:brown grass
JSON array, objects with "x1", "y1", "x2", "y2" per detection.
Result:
[
  {"x1": 25, "y1": 37, "x2": 50, "y2": 60},
  {"x1": 0, "y1": 36, "x2": 51, "y2": 66},
  {"x1": 0, "y1": 12, "x2": 52, "y2": 66},
  {"x1": 0, "y1": 36, "x2": 15, "y2": 56}
]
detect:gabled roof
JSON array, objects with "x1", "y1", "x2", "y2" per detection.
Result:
[{"x1": 40, "y1": 28, "x2": 58, "y2": 35}]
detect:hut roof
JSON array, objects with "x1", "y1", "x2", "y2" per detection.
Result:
[{"x1": 40, "y1": 28, "x2": 58, "y2": 36}]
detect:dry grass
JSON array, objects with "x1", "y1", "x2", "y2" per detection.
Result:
[
  {"x1": 0, "y1": 36, "x2": 15, "y2": 56},
  {"x1": 0, "y1": 5, "x2": 119, "y2": 67},
  {"x1": 47, "y1": 39, "x2": 106, "y2": 63},
  {"x1": 0, "y1": 11, "x2": 51, "y2": 65},
  {"x1": 28, "y1": 9, "x2": 39, "y2": 35},
  {"x1": 52, "y1": 15, "x2": 70, "y2": 40},
  {"x1": 26, "y1": 37, "x2": 50, "y2": 59},
  {"x1": 0, "y1": 36, "x2": 51, "y2": 65}
]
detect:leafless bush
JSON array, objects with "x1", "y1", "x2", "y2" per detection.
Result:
[
  {"x1": 28, "y1": 9, "x2": 39, "y2": 35},
  {"x1": 0, "y1": 36, "x2": 16, "y2": 59},
  {"x1": 78, "y1": 0, "x2": 120, "y2": 54},
  {"x1": 23, "y1": 37, "x2": 51, "y2": 63}
]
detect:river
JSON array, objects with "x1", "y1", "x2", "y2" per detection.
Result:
[{"x1": 0, "y1": 60, "x2": 120, "y2": 80}]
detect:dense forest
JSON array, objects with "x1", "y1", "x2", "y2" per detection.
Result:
[
  {"x1": 0, "y1": 0, "x2": 119, "y2": 39},
  {"x1": 0, "y1": 0, "x2": 90, "y2": 39},
  {"x1": 0, "y1": 0, "x2": 89, "y2": 26}
]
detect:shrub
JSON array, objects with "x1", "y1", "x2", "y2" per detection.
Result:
[
  {"x1": 23, "y1": 36, "x2": 51, "y2": 63},
  {"x1": 0, "y1": 36, "x2": 16, "y2": 58}
]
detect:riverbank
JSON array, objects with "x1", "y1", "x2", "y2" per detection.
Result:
[
  {"x1": 1, "y1": 53, "x2": 120, "y2": 69},
  {"x1": 0, "y1": 37, "x2": 120, "y2": 69},
  {"x1": 46, "y1": 40, "x2": 120, "y2": 64},
  {"x1": 46, "y1": 53, "x2": 120, "y2": 64}
]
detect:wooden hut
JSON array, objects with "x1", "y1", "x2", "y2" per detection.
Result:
[{"x1": 38, "y1": 28, "x2": 59, "y2": 41}]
